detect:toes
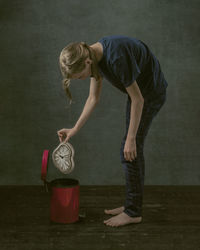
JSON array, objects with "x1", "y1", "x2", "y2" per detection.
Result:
[
  {"x1": 104, "y1": 209, "x2": 110, "y2": 214},
  {"x1": 110, "y1": 222, "x2": 118, "y2": 227},
  {"x1": 104, "y1": 216, "x2": 114, "y2": 223},
  {"x1": 107, "y1": 221, "x2": 113, "y2": 227},
  {"x1": 104, "y1": 219, "x2": 118, "y2": 227},
  {"x1": 104, "y1": 219, "x2": 113, "y2": 226}
]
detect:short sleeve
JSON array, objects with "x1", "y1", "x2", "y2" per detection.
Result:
[{"x1": 112, "y1": 56, "x2": 141, "y2": 87}]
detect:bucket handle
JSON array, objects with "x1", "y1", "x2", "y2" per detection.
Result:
[{"x1": 41, "y1": 149, "x2": 50, "y2": 193}]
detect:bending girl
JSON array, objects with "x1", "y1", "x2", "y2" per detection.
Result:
[{"x1": 57, "y1": 35, "x2": 168, "y2": 227}]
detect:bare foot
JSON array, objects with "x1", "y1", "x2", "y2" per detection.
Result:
[
  {"x1": 104, "y1": 206, "x2": 125, "y2": 215},
  {"x1": 103, "y1": 212, "x2": 142, "y2": 227}
]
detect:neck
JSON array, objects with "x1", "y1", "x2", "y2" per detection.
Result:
[{"x1": 89, "y1": 44, "x2": 103, "y2": 63}]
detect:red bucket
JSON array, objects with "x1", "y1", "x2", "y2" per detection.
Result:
[{"x1": 41, "y1": 149, "x2": 79, "y2": 224}]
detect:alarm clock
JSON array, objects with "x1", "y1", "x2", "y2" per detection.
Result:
[{"x1": 52, "y1": 142, "x2": 75, "y2": 174}]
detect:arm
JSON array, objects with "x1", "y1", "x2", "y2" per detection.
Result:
[
  {"x1": 74, "y1": 77, "x2": 103, "y2": 132},
  {"x1": 124, "y1": 80, "x2": 144, "y2": 162},
  {"x1": 126, "y1": 80, "x2": 144, "y2": 140}
]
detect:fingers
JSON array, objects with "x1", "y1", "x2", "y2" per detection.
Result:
[
  {"x1": 57, "y1": 131, "x2": 63, "y2": 138},
  {"x1": 57, "y1": 129, "x2": 65, "y2": 136},
  {"x1": 57, "y1": 129, "x2": 67, "y2": 143},
  {"x1": 124, "y1": 150, "x2": 137, "y2": 162},
  {"x1": 58, "y1": 135, "x2": 63, "y2": 143},
  {"x1": 57, "y1": 132, "x2": 63, "y2": 142},
  {"x1": 57, "y1": 129, "x2": 71, "y2": 143},
  {"x1": 63, "y1": 135, "x2": 70, "y2": 143},
  {"x1": 132, "y1": 150, "x2": 137, "y2": 160}
]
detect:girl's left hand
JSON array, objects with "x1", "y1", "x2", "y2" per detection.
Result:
[{"x1": 124, "y1": 138, "x2": 137, "y2": 162}]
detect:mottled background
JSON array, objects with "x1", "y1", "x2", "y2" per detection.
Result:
[{"x1": 0, "y1": 0, "x2": 199, "y2": 184}]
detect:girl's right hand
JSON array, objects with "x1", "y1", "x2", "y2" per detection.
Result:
[{"x1": 57, "y1": 127, "x2": 78, "y2": 143}]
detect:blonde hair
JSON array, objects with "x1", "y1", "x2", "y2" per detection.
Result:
[{"x1": 59, "y1": 41, "x2": 101, "y2": 105}]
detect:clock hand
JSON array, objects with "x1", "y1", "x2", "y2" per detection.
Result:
[
  {"x1": 58, "y1": 152, "x2": 69, "y2": 156},
  {"x1": 58, "y1": 154, "x2": 64, "y2": 158}
]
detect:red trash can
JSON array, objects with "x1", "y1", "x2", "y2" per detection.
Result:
[{"x1": 41, "y1": 149, "x2": 80, "y2": 224}]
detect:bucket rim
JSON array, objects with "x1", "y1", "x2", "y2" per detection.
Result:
[{"x1": 50, "y1": 178, "x2": 79, "y2": 188}]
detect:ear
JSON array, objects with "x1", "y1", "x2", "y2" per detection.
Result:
[{"x1": 85, "y1": 58, "x2": 92, "y2": 65}]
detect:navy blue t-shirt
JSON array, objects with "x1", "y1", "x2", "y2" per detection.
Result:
[{"x1": 98, "y1": 35, "x2": 168, "y2": 100}]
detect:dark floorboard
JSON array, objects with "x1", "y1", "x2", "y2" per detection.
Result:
[{"x1": 0, "y1": 185, "x2": 199, "y2": 250}]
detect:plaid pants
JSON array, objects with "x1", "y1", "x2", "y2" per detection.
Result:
[{"x1": 120, "y1": 91, "x2": 167, "y2": 217}]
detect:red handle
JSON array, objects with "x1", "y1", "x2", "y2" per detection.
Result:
[{"x1": 41, "y1": 149, "x2": 49, "y2": 181}]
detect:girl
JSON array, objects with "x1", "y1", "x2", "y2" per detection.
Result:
[{"x1": 57, "y1": 35, "x2": 168, "y2": 227}]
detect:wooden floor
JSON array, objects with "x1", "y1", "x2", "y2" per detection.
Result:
[{"x1": 0, "y1": 185, "x2": 199, "y2": 250}]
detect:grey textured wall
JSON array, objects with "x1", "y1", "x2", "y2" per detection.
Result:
[{"x1": 0, "y1": 0, "x2": 199, "y2": 185}]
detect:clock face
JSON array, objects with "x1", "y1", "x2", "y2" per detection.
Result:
[{"x1": 52, "y1": 142, "x2": 75, "y2": 174}]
